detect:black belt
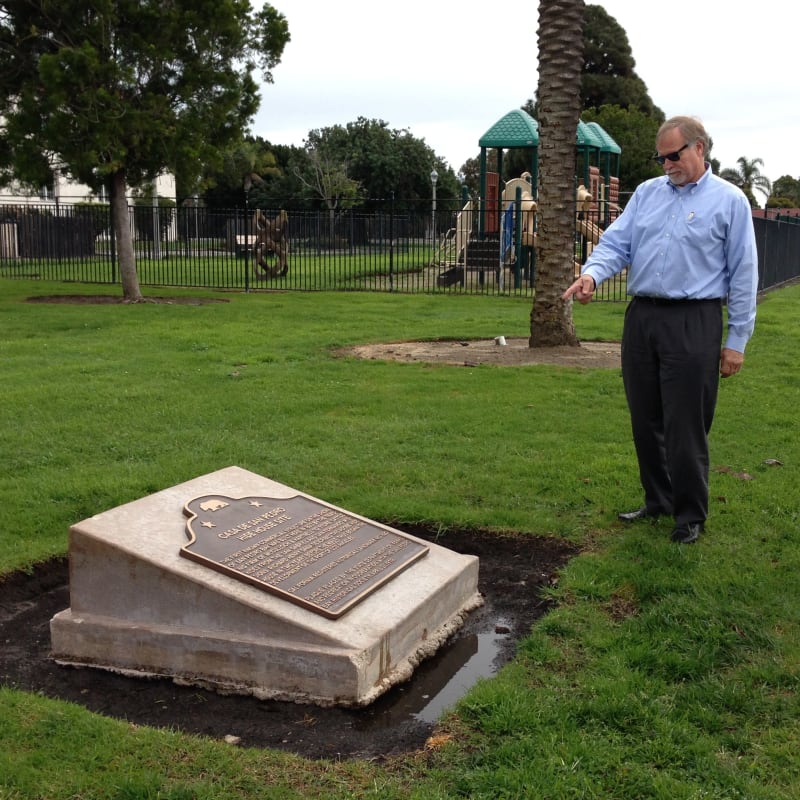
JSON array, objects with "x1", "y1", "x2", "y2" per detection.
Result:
[{"x1": 632, "y1": 296, "x2": 722, "y2": 306}]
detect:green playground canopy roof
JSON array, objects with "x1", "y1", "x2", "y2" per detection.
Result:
[
  {"x1": 479, "y1": 109, "x2": 539, "y2": 149},
  {"x1": 478, "y1": 109, "x2": 619, "y2": 154},
  {"x1": 584, "y1": 121, "x2": 621, "y2": 154}
]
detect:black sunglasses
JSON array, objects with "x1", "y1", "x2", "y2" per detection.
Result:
[{"x1": 653, "y1": 143, "x2": 690, "y2": 165}]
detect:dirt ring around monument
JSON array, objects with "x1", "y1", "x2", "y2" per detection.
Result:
[{"x1": 1, "y1": 525, "x2": 579, "y2": 761}]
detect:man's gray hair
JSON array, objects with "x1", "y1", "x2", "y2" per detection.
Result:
[{"x1": 657, "y1": 116, "x2": 710, "y2": 155}]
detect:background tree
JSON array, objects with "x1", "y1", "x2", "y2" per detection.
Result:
[
  {"x1": 531, "y1": 0, "x2": 585, "y2": 348},
  {"x1": 200, "y1": 139, "x2": 281, "y2": 209},
  {"x1": 581, "y1": 5, "x2": 662, "y2": 117},
  {"x1": 581, "y1": 105, "x2": 661, "y2": 195},
  {"x1": 227, "y1": 119, "x2": 461, "y2": 214},
  {"x1": 292, "y1": 127, "x2": 362, "y2": 241},
  {"x1": 510, "y1": 5, "x2": 665, "y2": 195},
  {"x1": 720, "y1": 157, "x2": 772, "y2": 208},
  {"x1": 571, "y1": 4, "x2": 665, "y2": 194},
  {"x1": 295, "y1": 118, "x2": 459, "y2": 212},
  {"x1": 458, "y1": 152, "x2": 498, "y2": 197},
  {"x1": 227, "y1": 141, "x2": 308, "y2": 210},
  {"x1": 768, "y1": 175, "x2": 800, "y2": 208},
  {"x1": 0, "y1": 0, "x2": 289, "y2": 300}
]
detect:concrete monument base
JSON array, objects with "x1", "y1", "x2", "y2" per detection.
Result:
[{"x1": 50, "y1": 466, "x2": 481, "y2": 707}]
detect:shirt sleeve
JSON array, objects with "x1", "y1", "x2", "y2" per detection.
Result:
[
  {"x1": 723, "y1": 194, "x2": 759, "y2": 353},
  {"x1": 580, "y1": 191, "x2": 637, "y2": 287}
]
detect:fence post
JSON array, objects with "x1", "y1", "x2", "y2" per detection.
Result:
[
  {"x1": 243, "y1": 203, "x2": 250, "y2": 293},
  {"x1": 110, "y1": 203, "x2": 118, "y2": 283},
  {"x1": 389, "y1": 193, "x2": 395, "y2": 293}
]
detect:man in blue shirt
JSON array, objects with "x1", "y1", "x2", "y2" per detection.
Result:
[{"x1": 562, "y1": 116, "x2": 758, "y2": 544}]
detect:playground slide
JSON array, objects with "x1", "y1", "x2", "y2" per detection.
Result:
[
  {"x1": 454, "y1": 201, "x2": 473, "y2": 263},
  {"x1": 577, "y1": 217, "x2": 601, "y2": 245},
  {"x1": 502, "y1": 176, "x2": 535, "y2": 202},
  {"x1": 501, "y1": 175, "x2": 537, "y2": 250}
]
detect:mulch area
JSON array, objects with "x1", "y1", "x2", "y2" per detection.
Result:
[
  {"x1": 0, "y1": 525, "x2": 576, "y2": 760},
  {"x1": 25, "y1": 295, "x2": 229, "y2": 305}
]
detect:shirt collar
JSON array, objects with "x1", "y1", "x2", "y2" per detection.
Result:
[{"x1": 664, "y1": 163, "x2": 711, "y2": 193}]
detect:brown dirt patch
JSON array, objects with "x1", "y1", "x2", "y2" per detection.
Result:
[
  {"x1": 26, "y1": 295, "x2": 229, "y2": 305},
  {"x1": 340, "y1": 337, "x2": 621, "y2": 369},
  {"x1": 0, "y1": 525, "x2": 576, "y2": 761}
]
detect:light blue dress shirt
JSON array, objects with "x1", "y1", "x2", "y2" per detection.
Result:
[{"x1": 582, "y1": 166, "x2": 758, "y2": 353}]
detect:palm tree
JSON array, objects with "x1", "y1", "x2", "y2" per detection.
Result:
[
  {"x1": 530, "y1": 0, "x2": 585, "y2": 348},
  {"x1": 720, "y1": 156, "x2": 772, "y2": 208}
]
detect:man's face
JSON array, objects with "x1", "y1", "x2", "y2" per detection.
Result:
[{"x1": 655, "y1": 127, "x2": 705, "y2": 186}]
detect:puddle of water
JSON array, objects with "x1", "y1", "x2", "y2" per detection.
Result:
[{"x1": 352, "y1": 615, "x2": 512, "y2": 729}]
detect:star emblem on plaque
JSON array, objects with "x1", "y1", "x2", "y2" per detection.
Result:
[{"x1": 182, "y1": 494, "x2": 428, "y2": 619}]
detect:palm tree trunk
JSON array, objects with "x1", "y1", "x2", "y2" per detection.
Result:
[{"x1": 530, "y1": 0, "x2": 585, "y2": 347}]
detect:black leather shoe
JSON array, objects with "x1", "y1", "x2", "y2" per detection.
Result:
[
  {"x1": 670, "y1": 523, "x2": 702, "y2": 544},
  {"x1": 618, "y1": 507, "x2": 660, "y2": 522}
]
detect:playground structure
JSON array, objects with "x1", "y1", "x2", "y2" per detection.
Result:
[{"x1": 435, "y1": 109, "x2": 622, "y2": 288}]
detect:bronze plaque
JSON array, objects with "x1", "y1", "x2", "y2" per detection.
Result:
[{"x1": 181, "y1": 494, "x2": 428, "y2": 619}]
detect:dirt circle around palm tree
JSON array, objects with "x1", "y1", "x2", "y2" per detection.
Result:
[{"x1": 339, "y1": 338, "x2": 621, "y2": 368}]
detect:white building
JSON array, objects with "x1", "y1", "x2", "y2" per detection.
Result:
[
  {"x1": 0, "y1": 168, "x2": 178, "y2": 258},
  {"x1": 0, "y1": 168, "x2": 176, "y2": 206}
]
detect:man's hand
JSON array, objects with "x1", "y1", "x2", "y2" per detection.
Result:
[
  {"x1": 720, "y1": 347, "x2": 744, "y2": 378},
  {"x1": 562, "y1": 274, "x2": 596, "y2": 305}
]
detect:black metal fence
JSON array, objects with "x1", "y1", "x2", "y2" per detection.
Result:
[
  {"x1": 753, "y1": 216, "x2": 800, "y2": 291},
  {"x1": 1, "y1": 200, "x2": 797, "y2": 297}
]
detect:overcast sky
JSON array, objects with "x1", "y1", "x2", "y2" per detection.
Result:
[{"x1": 253, "y1": 0, "x2": 797, "y2": 187}]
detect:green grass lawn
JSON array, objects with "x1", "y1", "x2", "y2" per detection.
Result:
[{"x1": 1, "y1": 278, "x2": 798, "y2": 799}]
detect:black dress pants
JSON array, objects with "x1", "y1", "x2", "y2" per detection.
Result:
[{"x1": 621, "y1": 297, "x2": 723, "y2": 526}]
